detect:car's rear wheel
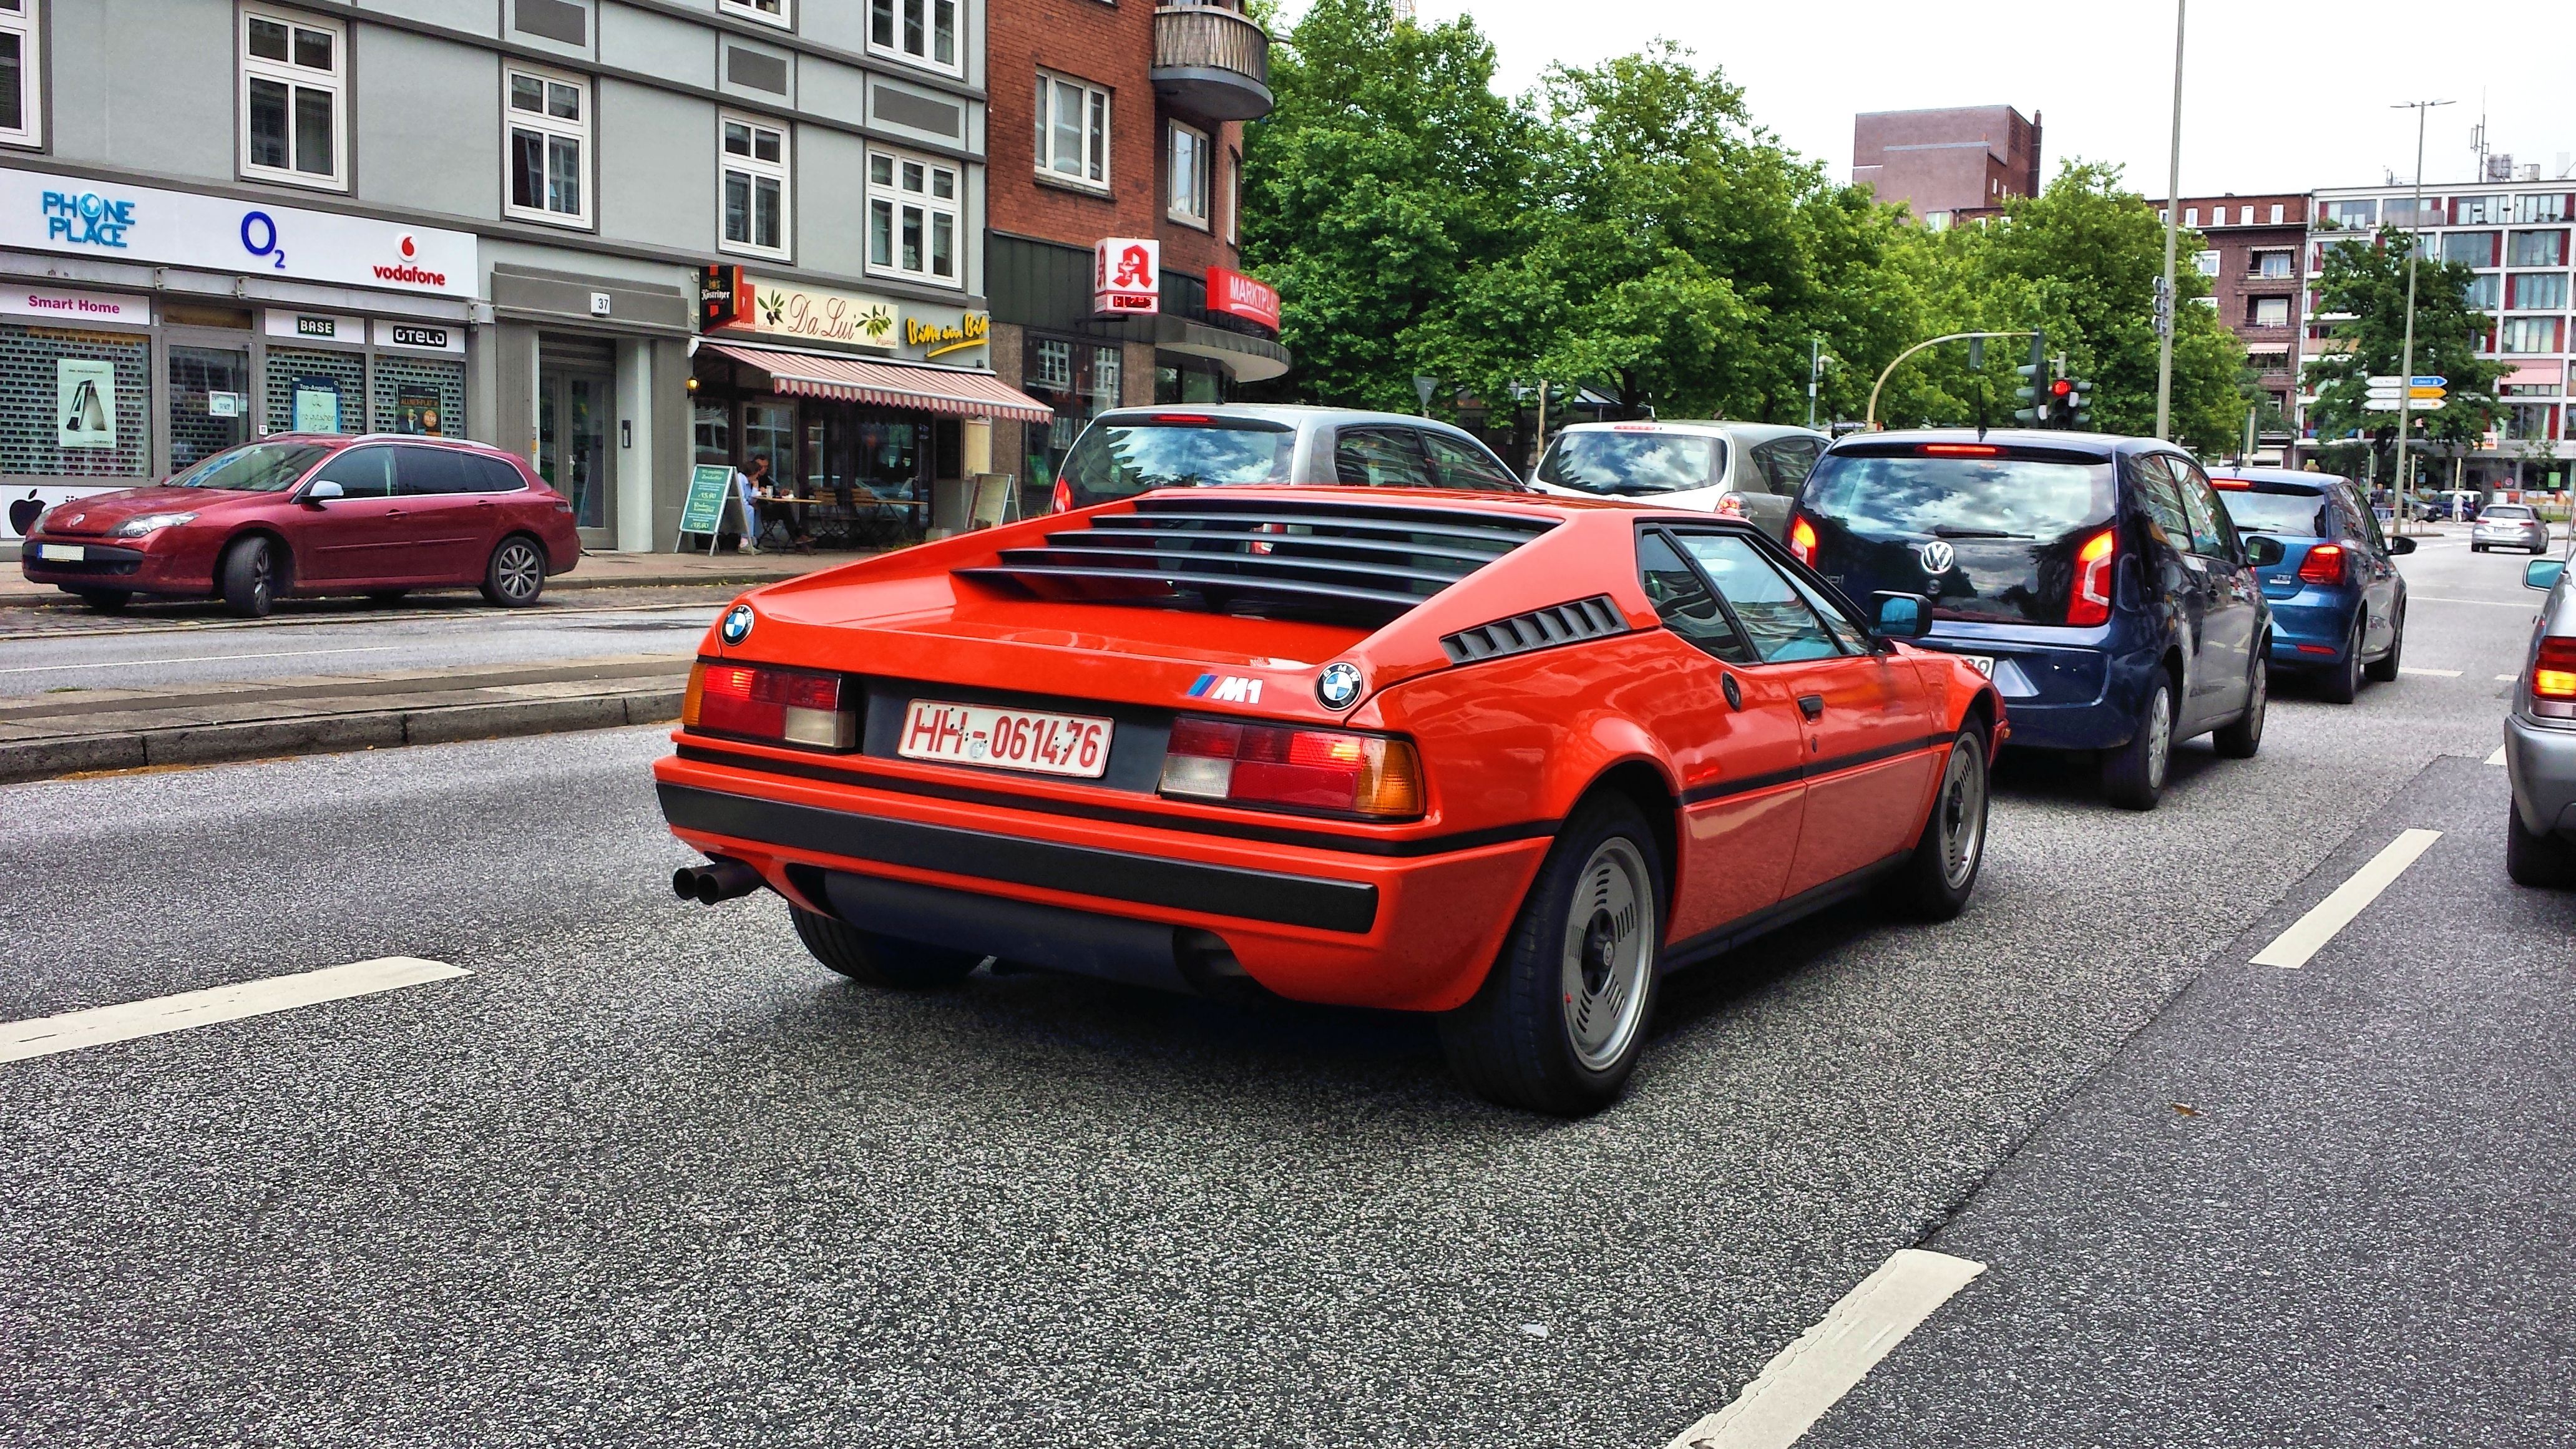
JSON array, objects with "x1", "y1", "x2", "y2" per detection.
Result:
[
  {"x1": 2505, "y1": 804, "x2": 2576, "y2": 889},
  {"x1": 217, "y1": 535, "x2": 277, "y2": 618},
  {"x1": 2472, "y1": 543, "x2": 2486, "y2": 554},
  {"x1": 1438, "y1": 795, "x2": 1663, "y2": 1116},
  {"x1": 2100, "y1": 678, "x2": 2173, "y2": 811},
  {"x1": 2212, "y1": 654, "x2": 2266, "y2": 759},
  {"x1": 2318, "y1": 617, "x2": 2363, "y2": 705},
  {"x1": 789, "y1": 905, "x2": 983, "y2": 988},
  {"x1": 69, "y1": 588, "x2": 130, "y2": 613},
  {"x1": 481, "y1": 535, "x2": 547, "y2": 608},
  {"x1": 2363, "y1": 606, "x2": 2405, "y2": 682},
  {"x1": 1885, "y1": 723, "x2": 1989, "y2": 920}
]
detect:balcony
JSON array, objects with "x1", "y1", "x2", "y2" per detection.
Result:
[{"x1": 1153, "y1": 3, "x2": 1272, "y2": 122}]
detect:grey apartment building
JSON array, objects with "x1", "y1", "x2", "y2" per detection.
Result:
[{"x1": 0, "y1": 0, "x2": 1033, "y2": 555}]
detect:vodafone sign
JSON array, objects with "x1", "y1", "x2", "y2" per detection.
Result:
[{"x1": 0, "y1": 168, "x2": 476, "y2": 298}]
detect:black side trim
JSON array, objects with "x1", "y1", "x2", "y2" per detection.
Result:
[
  {"x1": 673, "y1": 739, "x2": 1559, "y2": 857},
  {"x1": 1661, "y1": 849, "x2": 1912, "y2": 970},
  {"x1": 1681, "y1": 731, "x2": 1951, "y2": 804},
  {"x1": 660, "y1": 782, "x2": 1380, "y2": 934}
]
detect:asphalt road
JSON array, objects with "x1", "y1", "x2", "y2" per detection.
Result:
[{"x1": 0, "y1": 533, "x2": 2560, "y2": 1448}]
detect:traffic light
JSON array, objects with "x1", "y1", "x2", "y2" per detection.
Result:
[
  {"x1": 2056, "y1": 375, "x2": 2094, "y2": 429},
  {"x1": 2011, "y1": 332, "x2": 2052, "y2": 426}
]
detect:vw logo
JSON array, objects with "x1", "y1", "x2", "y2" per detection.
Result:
[
  {"x1": 1916, "y1": 540, "x2": 1957, "y2": 575},
  {"x1": 720, "y1": 603, "x2": 754, "y2": 645},
  {"x1": 1315, "y1": 661, "x2": 1364, "y2": 710}
]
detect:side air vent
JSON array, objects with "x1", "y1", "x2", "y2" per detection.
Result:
[
  {"x1": 956, "y1": 494, "x2": 1556, "y2": 625},
  {"x1": 1441, "y1": 595, "x2": 1627, "y2": 663}
]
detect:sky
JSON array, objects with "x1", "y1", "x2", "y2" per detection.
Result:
[{"x1": 1312, "y1": 0, "x2": 2576, "y2": 198}]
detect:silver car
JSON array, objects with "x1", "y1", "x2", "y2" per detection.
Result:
[
  {"x1": 2507, "y1": 542, "x2": 2576, "y2": 887},
  {"x1": 1051, "y1": 405, "x2": 1523, "y2": 511},
  {"x1": 1526, "y1": 421, "x2": 1831, "y2": 540},
  {"x1": 2473, "y1": 502, "x2": 2551, "y2": 554}
]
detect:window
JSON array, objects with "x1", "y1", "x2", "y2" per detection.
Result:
[
  {"x1": 311, "y1": 446, "x2": 393, "y2": 499},
  {"x1": 1226, "y1": 147, "x2": 1242, "y2": 245},
  {"x1": 1332, "y1": 427, "x2": 1433, "y2": 488},
  {"x1": 0, "y1": 0, "x2": 39, "y2": 149},
  {"x1": 2320, "y1": 198, "x2": 2377, "y2": 229},
  {"x1": 2269, "y1": 203, "x2": 2285, "y2": 225},
  {"x1": 870, "y1": 0, "x2": 959, "y2": 73},
  {"x1": 866, "y1": 149, "x2": 957, "y2": 285},
  {"x1": 1671, "y1": 532, "x2": 1842, "y2": 663},
  {"x1": 2517, "y1": 193, "x2": 2569, "y2": 223},
  {"x1": 240, "y1": 9, "x2": 346, "y2": 189},
  {"x1": 2500, "y1": 316, "x2": 2561, "y2": 354},
  {"x1": 2170, "y1": 459, "x2": 2235, "y2": 560},
  {"x1": 1030, "y1": 338, "x2": 1072, "y2": 389},
  {"x1": 720, "y1": 0, "x2": 792, "y2": 27},
  {"x1": 1168, "y1": 122, "x2": 1211, "y2": 227},
  {"x1": 2442, "y1": 232, "x2": 2497, "y2": 266},
  {"x1": 2251, "y1": 296, "x2": 2290, "y2": 328},
  {"x1": 504, "y1": 67, "x2": 590, "y2": 227},
  {"x1": 2183, "y1": 207, "x2": 2200, "y2": 227},
  {"x1": 2505, "y1": 404, "x2": 2559, "y2": 441},
  {"x1": 2464, "y1": 272, "x2": 2502, "y2": 310},
  {"x1": 720, "y1": 114, "x2": 790, "y2": 258},
  {"x1": 2454, "y1": 194, "x2": 2504, "y2": 225},
  {"x1": 2508, "y1": 229, "x2": 2568, "y2": 267},
  {"x1": 1035, "y1": 72, "x2": 1110, "y2": 189},
  {"x1": 2237, "y1": 205, "x2": 2253, "y2": 225},
  {"x1": 2192, "y1": 250, "x2": 2220, "y2": 277},
  {"x1": 2509, "y1": 272, "x2": 2569, "y2": 311},
  {"x1": 1418, "y1": 429, "x2": 1520, "y2": 490},
  {"x1": 1635, "y1": 532, "x2": 1754, "y2": 664},
  {"x1": 2253, "y1": 250, "x2": 2295, "y2": 278}
]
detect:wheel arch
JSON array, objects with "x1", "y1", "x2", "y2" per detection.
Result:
[{"x1": 215, "y1": 524, "x2": 297, "y2": 593}]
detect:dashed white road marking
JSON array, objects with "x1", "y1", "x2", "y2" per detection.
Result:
[
  {"x1": 2251, "y1": 830, "x2": 2443, "y2": 969},
  {"x1": 0, "y1": 957, "x2": 467, "y2": 1063},
  {"x1": 0, "y1": 645, "x2": 402, "y2": 675},
  {"x1": 2489, "y1": 746, "x2": 2508, "y2": 766},
  {"x1": 2410, "y1": 595, "x2": 2539, "y2": 608},
  {"x1": 1665, "y1": 1250, "x2": 1986, "y2": 1449},
  {"x1": 2399, "y1": 666, "x2": 2463, "y2": 678},
  {"x1": 2497, "y1": 675, "x2": 2520, "y2": 682}
]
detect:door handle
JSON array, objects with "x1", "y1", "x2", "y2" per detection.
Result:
[{"x1": 1797, "y1": 693, "x2": 1825, "y2": 721}]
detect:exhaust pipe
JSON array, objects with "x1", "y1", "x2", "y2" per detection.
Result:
[{"x1": 673, "y1": 858, "x2": 763, "y2": 905}]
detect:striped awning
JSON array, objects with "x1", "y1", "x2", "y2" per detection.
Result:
[{"x1": 703, "y1": 343, "x2": 1054, "y2": 423}]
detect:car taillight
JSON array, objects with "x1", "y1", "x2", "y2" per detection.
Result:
[
  {"x1": 1050, "y1": 477, "x2": 1075, "y2": 514},
  {"x1": 1788, "y1": 514, "x2": 1819, "y2": 566},
  {"x1": 2069, "y1": 525, "x2": 2115, "y2": 627},
  {"x1": 683, "y1": 661, "x2": 856, "y2": 749},
  {"x1": 2296, "y1": 543, "x2": 2347, "y2": 587},
  {"x1": 1159, "y1": 716, "x2": 1423, "y2": 819},
  {"x1": 2535, "y1": 637, "x2": 2576, "y2": 702},
  {"x1": 1715, "y1": 492, "x2": 1748, "y2": 519}
]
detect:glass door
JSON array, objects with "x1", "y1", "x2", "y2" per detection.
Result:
[
  {"x1": 538, "y1": 367, "x2": 614, "y2": 546},
  {"x1": 167, "y1": 343, "x2": 251, "y2": 473}
]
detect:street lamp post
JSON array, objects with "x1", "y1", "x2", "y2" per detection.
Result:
[
  {"x1": 2389, "y1": 98, "x2": 2453, "y2": 540},
  {"x1": 1864, "y1": 331, "x2": 2036, "y2": 430},
  {"x1": 2154, "y1": 0, "x2": 2186, "y2": 441}
]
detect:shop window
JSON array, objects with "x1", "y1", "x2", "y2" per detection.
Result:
[
  {"x1": 1090, "y1": 345, "x2": 1121, "y2": 412},
  {"x1": 694, "y1": 403, "x2": 731, "y2": 465},
  {"x1": 720, "y1": 0, "x2": 791, "y2": 27},
  {"x1": 1030, "y1": 338, "x2": 1072, "y2": 390},
  {"x1": 866, "y1": 149, "x2": 958, "y2": 286},
  {"x1": 2509, "y1": 272, "x2": 2569, "y2": 311},
  {"x1": 720, "y1": 113, "x2": 791, "y2": 259},
  {"x1": 1035, "y1": 72, "x2": 1110, "y2": 190},
  {"x1": 743, "y1": 401, "x2": 796, "y2": 480},
  {"x1": 2509, "y1": 229, "x2": 2568, "y2": 268},
  {"x1": 263, "y1": 348, "x2": 365, "y2": 435},
  {"x1": 504, "y1": 66, "x2": 591, "y2": 228},
  {"x1": 0, "y1": 324, "x2": 150, "y2": 479},
  {"x1": 372, "y1": 354, "x2": 466, "y2": 436},
  {"x1": 240, "y1": 9, "x2": 346, "y2": 190},
  {"x1": 1168, "y1": 122, "x2": 1211, "y2": 228},
  {"x1": 0, "y1": 0, "x2": 41, "y2": 150},
  {"x1": 870, "y1": 0, "x2": 957, "y2": 74}
]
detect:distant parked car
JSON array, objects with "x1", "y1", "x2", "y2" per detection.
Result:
[
  {"x1": 2505, "y1": 545, "x2": 2576, "y2": 887},
  {"x1": 2473, "y1": 503, "x2": 2552, "y2": 554},
  {"x1": 2211, "y1": 467, "x2": 2413, "y2": 704},
  {"x1": 1050, "y1": 405, "x2": 1523, "y2": 512},
  {"x1": 1528, "y1": 421, "x2": 1830, "y2": 540},
  {"x1": 19, "y1": 435, "x2": 580, "y2": 617}
]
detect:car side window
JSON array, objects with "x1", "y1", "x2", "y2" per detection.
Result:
[
  {"x1": 394, "y1": 447, "x2": 477, "y2": 496},
  {"x1": 2129, "y1": 456, "x2": 2193, "y2": 550},
  {"x1": 1672, "y1": 532, "x2": 1845, "y2": 663},
  {"x1": 311, "y1": 446, "x2": 393, "y2": 499},
  {"x1": 473, "y1": 456, "x2": 526, "y2": 494},
  {"x1": 2346, "y1": 485, "x2": 2390, "y2": 553},
  {"x1": 1751, "y1": 437, "x2": 1822, "y2": 495},
  {"x1": 1781, "y1": 568, "x2": 1871, "y2": 653},
  {"x1": 1417, "y1": 429, "x2": 1520, "y2": 490},
  {"x1": 1332, "y1": 428, "x2": 1433, "y2": 489},
  {"x1": 2170, "y1": 459, "x2": 2237, "y2": 559},
  {"x1": 1636, "y1": 531, "x2": 1755, "y2": 663}
]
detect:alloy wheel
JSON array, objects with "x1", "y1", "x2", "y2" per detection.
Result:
[
  {"x1": 497, "y1": 542, "x2": 543, "y2": 602},
  {"x1": 2144, "y1": 685, "x2": 2172, "y2": 791},
  {"x1": 1936, "y1": 738, "x2": 1988, "y2": 891},
  {"x1": 1559, "y1": 837, "x2": 1654, "y2": 1073}
]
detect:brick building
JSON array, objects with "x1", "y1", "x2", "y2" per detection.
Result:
[
  {"x1": 2172, "y1": 193, "x2": 2309, "y2": 462},
  {"x1": 982, "y1": 0, "x2": 1289, "y2": 505},
  {"x1": 1852, "y1": 105, "x2": 2042, "y2": 228}
]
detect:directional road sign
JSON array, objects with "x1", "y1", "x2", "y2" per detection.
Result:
[
  {"x1": 2366, "y1": 375, "x2": 2447, "y2": 388},
  {"x1": 2366, "y1": 385, "x2": 2447, "y2": 401}
]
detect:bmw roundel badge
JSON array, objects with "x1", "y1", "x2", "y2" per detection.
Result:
[
  {"x1": 720, "y1": 603, "x2": 755, "y2": 645},
  {"x1": 1316, "y1": 661, "x2": 1364, "y2": 710},
  {"x1": 1916, "y1": 540, "x2": 1957, "y2": 575}
]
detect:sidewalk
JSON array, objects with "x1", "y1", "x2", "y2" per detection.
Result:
[
  {"x1": 0, "y1": 545, "x2": 856, "y2": 603},
  {"x1": 0, "y1": 654, "x2": 685, "y2": 783}
]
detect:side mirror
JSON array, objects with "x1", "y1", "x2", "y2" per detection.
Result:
[
  {"x1": 2243, "y1": 534, "x2": 2286, "y2": 567},
  {"x1": 1871, "y1": 590, "x2": 1931, "y2": 638},
  {"x1": 303, "y1": 480, "x2": 345, "y2": 504},
  {"x1": 2388, "y1": 535, "x2": 2416, "y2": 555},
  {"x1": 2527, "y1": 559, "x2": 2565, "y2": 592}
]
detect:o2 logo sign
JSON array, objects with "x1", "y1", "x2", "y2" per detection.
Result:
[
  {"x1": 237, "y1": 214, "x2": 447, "y2": 288},
  {"x1": 240, "y1": 210, "x2": 290, "y2": 270}
]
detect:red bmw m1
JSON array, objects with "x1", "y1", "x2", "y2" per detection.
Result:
[{"x1": 656, "y1": 487, "x2": 2003, "y2": 1114}]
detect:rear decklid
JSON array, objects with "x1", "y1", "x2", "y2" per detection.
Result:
[
  {"x1": 2212, "y1": 477, "x2": 2334, "y2": 597},
  {"x1": 1794, "y1": 440, "x2": 2117, "y2": 627}
]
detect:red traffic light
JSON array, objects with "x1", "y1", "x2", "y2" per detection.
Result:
[{"x1": 2049, "y1": 378, "x2": 2074, "y2": 398}]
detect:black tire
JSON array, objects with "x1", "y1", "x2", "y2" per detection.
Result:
[
  {"x1": 2212, "y1": 653, "x2": 2266, "y2": 759},
  {"x1": 2363, "y1": 606, "x2": 2404, "y2": 682},
  {"x1": 2100, "y1": 676, "x2": 2174, "y2": 811},
  {"x1": 217, "y1": 535, "x2": 277, "y2": 618},
  {"x1": 69, "y1": 588, "x2": 130, "y2": 613},
  {"x1": 480, "y1": 535, "x2": 547, "y2": 607},
  {"x1": 789, "y1": 905, "x2": 983, "y2": 988},
  {"x1": 1884, "y1": 723, "x2": 1991, "y2": 920},
  {"x1": 2318, "y1": 615, "x2": 2363, "y2": 705},
  {"x1": 1437, "y1": 794, "x2": 1665, "y2": 1116},
  {"x1": 2472, "y1": 543, "x2": 2486, "y2": 554},
  {"x1": 366, "y1": 589, "x2": 408, "y2": 605},
  {"x1": 2505, "y1": 804, "x2": 2576, "y2": 889}
]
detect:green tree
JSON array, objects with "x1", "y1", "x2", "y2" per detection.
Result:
[{"x1": 2303, "y1": 227, "x2": 2507, "y2": 476}]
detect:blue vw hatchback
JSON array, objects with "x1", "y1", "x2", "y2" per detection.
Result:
[
  {"x1": 1790, "y1": 431, "x2": 2270, "y2": 809},
  {"x1": 2208, "y1": 467, "x2": 2412, "y2": 704}
]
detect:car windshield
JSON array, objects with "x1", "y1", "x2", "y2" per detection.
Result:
[
  {"x1": 1537, "y1": 431, "x2": 1724, "y2": 496},
  {"x1": 2217, "y1": 487, "x2": 2329, "y2": 537},
  {"x1": 1798, "y1": 452, "x2": 2114, "y2": 540},
  {"x1": 2486, "y1": 505, "x2": 2533, "y2": 519},
  {"x1": 170, "y1": 441, "x2": 334, "y2": 493},
  {"x1": 1060, "y1": 419, "x2": 1297, "y2": 504}
]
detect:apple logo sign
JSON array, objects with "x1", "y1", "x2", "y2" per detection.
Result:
[{"x1": 7, "y1": 489, "x2": 42, "y2": 537}]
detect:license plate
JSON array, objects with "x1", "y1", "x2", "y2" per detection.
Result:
[
  {"x1": 898, "y1": 700, "x2": 1112, "y2": 778},
  {"x1": 36, "y1": 544, "x2": 81, "y2": 562},
  {"x1": 1960, "y1": 655, "x2": 1994, "y2": 678}
]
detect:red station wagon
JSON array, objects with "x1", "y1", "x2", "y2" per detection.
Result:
[{"x1": 19, "y1": 434, "x2": 582, "y2": 616}]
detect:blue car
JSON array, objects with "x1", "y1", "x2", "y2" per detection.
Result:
[
  {"x1": 1791, "y1": 430, "x2": 2268, "y2": 810},
  {"x1": 2210, "y1": 467, "x2": 2412, "y2": 704}
]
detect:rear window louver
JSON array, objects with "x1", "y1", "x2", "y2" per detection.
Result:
[
  {"x1": 1440, "y1": 595, "x2": 1628, "y2": 663},
  {"x1": 955, "y1": 494, "x2": 1556, "y2": 624}
]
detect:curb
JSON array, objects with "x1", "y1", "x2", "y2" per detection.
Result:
[{"x1": 0, "y1": 686, "x2": 681, "y2": 784}]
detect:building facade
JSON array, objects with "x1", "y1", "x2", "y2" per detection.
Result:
[
  {"x1": 1, "y1": 0, "x2": 1040, "y2": 557},
  {"x1": 981, "y1": 0, "x2": 1288, "y2": 508},
  {"x1": 2307, "y1": 177, "x2": 2575, "y2": 492},
  {"x1": 2173, "y1": 193, "x2": 2308, "y2": 462},
  {"x1": 1851, "y1": 105, "x2": 2042, "y2": 228}
]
